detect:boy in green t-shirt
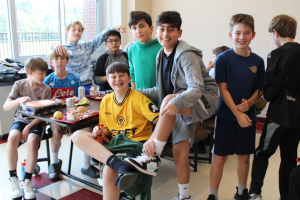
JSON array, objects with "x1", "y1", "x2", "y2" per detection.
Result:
[{"x1": 128, "y1": 11, "x2": 162, "y2": 105}]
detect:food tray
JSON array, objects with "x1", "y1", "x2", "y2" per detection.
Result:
[
  {"x1": 86, "y1": 95, "x2": 105, "y2": 100},
  {"x1": 50, "y1": 110, "x2": 99, "y2": 124},
  {"x1": 25, "y1": 100, "x2": 62, "y2": 116}
]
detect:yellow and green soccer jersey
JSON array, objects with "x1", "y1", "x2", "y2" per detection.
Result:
[{"x1": 99, "y1": 88, "x2": 159, "y2": 141}]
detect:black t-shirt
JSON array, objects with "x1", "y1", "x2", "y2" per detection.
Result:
[
  {"x1": 265, "y1": 42, "x2": 300, "y2": 128},
  {"x1": 161, "y1": 41, "x2": 179, "y2": 96}
]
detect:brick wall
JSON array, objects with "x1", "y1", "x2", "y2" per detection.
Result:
[{"x1": 83, "y1": 0, "x2": 96, "y2": 42}]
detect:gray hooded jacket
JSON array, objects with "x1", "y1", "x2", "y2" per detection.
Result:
[{"x1": 138, "y1": 40, "x2": 218, "y2": 144}]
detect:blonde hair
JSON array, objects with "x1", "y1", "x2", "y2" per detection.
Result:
[
  {"x1": 47, "y1": 49, "x2": 70, "y2": 60},
  {"x1": 268, "y1": 15, "x2": 297, "y2": 39},
  {"x1": 66, "y1": 21, "x2": 85, "y2": 32},
  {"x1": 24, "y1": 57, "x2": 48, "y2": 74},
  {"x1": 230, "y1": 13, "x2": 254, "y2": 33}
]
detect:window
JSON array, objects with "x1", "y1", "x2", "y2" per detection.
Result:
[
  {"x1": 4, "y1": 0, "x2": 102, "y2": 62},
  {"x1": 0, "y1": 1, "x2": 11, "y2": 60},
  {"x1": 14, "y1": 0, "x2": 60, "y2": 56},
  {"x1": 64, "y1": 0, "x2": 96, "y2": 43}
]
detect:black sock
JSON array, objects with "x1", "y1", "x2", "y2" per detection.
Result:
[
  {"x1": 106, "y1": 155, "x2": 136, "y2": 174},
  {"x1": 9, "y1": 170, "x2": 17, "y2": 178},
  {"x1": 24, "y1": 172, "x2": 33, "y2": 180}
]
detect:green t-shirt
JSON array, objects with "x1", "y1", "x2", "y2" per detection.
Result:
[{"x1": 128, "y1": 38, "x2": 162, "y2": 89}]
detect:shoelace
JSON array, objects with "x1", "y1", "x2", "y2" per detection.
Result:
[
  {"x1": 23, "y1": 180, "x2": 34, "y2": 192},
  {"x1": 10, "y1": 178, "x2": 19, "y2": 190},
  {"x1": 136, "y1": 153, "x2": 156, "y2": 163}
]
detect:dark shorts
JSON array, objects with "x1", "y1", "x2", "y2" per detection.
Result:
[
  {"x1": 212, "y1": 116, "x2": 256, "y2": 156},
  {"x1": 10, "y1": 121, "x2": 44, "y2": 138}
]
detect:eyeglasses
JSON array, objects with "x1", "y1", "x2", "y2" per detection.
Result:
[{"x1": 106, "y1": 39, "x2": 121, "y2": 43}]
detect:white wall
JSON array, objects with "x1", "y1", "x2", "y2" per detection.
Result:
[{"x1": 120, "y1": 0, "x2": 300, "y2": 117}]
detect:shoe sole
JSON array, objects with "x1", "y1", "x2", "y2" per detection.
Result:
[
  {"x1": 117, "y1": 172, "x2": 139, "y2": 190},
  {"x1": 11, "y1": 197, "x2": 22, "y2": 200},
  {"x1": 125, "y1": 159, "x2": 157, "y2": 176}
]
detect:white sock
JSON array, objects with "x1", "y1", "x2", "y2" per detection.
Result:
[
  {"x1": 83, "y1": 153, "x2": 91, "y2": 169},
  {"x1": 50, "y1": 152, "x2": 58, "y2": 164},
  {"x1": 210, "y1": 189, "x2": 218, "y2": 199},
  {"x1": 178, "y1": 183, "x2": 190, "y2": 198},
  {"x1": 238, "y1": 184, "x2": 246, "y2": 195},
  {"x1": 154, "y1": 137, "x2": 166, "y2": 155}
]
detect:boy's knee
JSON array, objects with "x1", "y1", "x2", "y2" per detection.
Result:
[
  {"x1": 27, "y1": 135, "x2": 40, "y2": 149},
  {"x1": 162, "y1": 94, "x2": 177, "y2": 105},
  {"x1": 103, "y1": 166, "x2": 118, "y2": 182},
  {"x1": 51, "y1": 124, "x2": 64, "y2": 135},
  {"x1": 213, "y1": 155, "x2": 227, "y2": 165},
  {"x1": 7, "y1": 132, "x2": 20, "y2": 144},
  {"x1": 71, "y1": 131, "x2": 80, "y2": 143},
  {"x1": 238, "y1": 154, "x2": 250, "y2": 162}
]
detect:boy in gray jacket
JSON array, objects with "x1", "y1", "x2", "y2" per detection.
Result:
[{"x1": 126, "y1": 11, "x2": 219, "y2": 200}]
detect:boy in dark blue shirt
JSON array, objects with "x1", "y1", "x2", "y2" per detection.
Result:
[{"x1": 207, "y1": 14, "x2": 265, "y2": 200}]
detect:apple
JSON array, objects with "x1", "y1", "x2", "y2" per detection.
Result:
[{"x1": 53, "y1": 111, "x2": 63, "y2": 120}]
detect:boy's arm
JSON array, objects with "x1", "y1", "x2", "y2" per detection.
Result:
[
  {"x1": 206, "y1": 61, "x2": 214, "y2": 71},
  {"x1": 3, "y1": 97, "x2": 31, "y2": 111},
  {"x1": 21, "y1": 118, "x2": 43, "y2": 142},
  {"x1": 128, "y1": 48, "x2": 136, "y2": 89},
  {"x1": 136, "y1": 87, "x2": 159, "y2": 101},
  {"x1": 236, "y1": 89, "x2": 262, "y2": 112},
  {"x1": 169, "y1": 52, "x2": 204, "y2": 112},
  {"x1": 219, "y1": 82, "x2": 252, "y2": 127},
  {"x1": 237, "y1": 58, "x2": 265, "y2": 111},
  {"x1": 3, "y1": 82, "x2": 31, "y2": 111},
  {"x1": 93, "y1": 55, "x2": 107, "y2": 86}
]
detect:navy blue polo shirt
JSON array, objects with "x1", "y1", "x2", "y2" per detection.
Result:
[{"x1": 215, "y1": 48, "x2": 265, "y2": 122}]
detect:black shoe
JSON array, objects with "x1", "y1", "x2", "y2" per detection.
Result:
[
  {"x1": 207, "y1": 194, "x2": 216, "y2": 200},
  {"x1": 125, "y1": 153, "x2": 161, "y2": 176},
  {"x1": 234, "y1": 187, "x2": 251, "y2": 200}
]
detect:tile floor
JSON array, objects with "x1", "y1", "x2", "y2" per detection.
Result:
[{"x1": 0, "y1": 133, "x2": 299, "y2": 200}]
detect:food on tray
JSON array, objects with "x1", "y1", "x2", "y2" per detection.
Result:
[
  {"x1": 25, "y1": 100, "x2": 56, "y2": 108},
  {"x1": 53, "y1": 111, "x2": 63, "y2": 120},
  {"x1": 67, "y1": 109, "x2": 78, "y2": 121},
  {"x1": 89, "y1": 86, "x2": 98, "y2": 96},
  {"x1": 56, "y1": 99, "x2": 65, "y2": 104},
  {"x1": 77, "y1": 106, "x2": 87, "y2": 112},
  {"x1": 75, "y1": 97, "x2": 90, "y2": 106}
]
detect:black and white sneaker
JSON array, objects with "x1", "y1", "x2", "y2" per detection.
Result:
[{"x1": 125, "y1": 153, "x2": 161, "y2": 176}]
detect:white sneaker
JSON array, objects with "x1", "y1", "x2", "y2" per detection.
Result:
[
  {"x1": 9, "y1": 177, "x2": 22, "y2": 199},
  {"x1": 251, "y1": 193, "x2": 262, "y2": 200},
  {"x1": 125, "y1": 153, "x2": 161, "y2": 176},
  {"x1": 21, "y1": 179, "x2": 36, "y2": 199},
  {"x1": 172, "y1": 195, "x2": 192, "y2": 200}
]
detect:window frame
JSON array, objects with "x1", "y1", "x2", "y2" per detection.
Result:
[{"x1": 5, "y1": 0, "x2": 106, "y2": 63}]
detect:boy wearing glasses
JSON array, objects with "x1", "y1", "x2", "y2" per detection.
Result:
[{"x1": 94, "y1": 30, "x2": 128, "y2": 91}]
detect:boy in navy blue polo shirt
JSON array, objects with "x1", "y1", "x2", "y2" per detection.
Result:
[{"x1": 207, "y1": 14, "x2": 265, "y2": 200}]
